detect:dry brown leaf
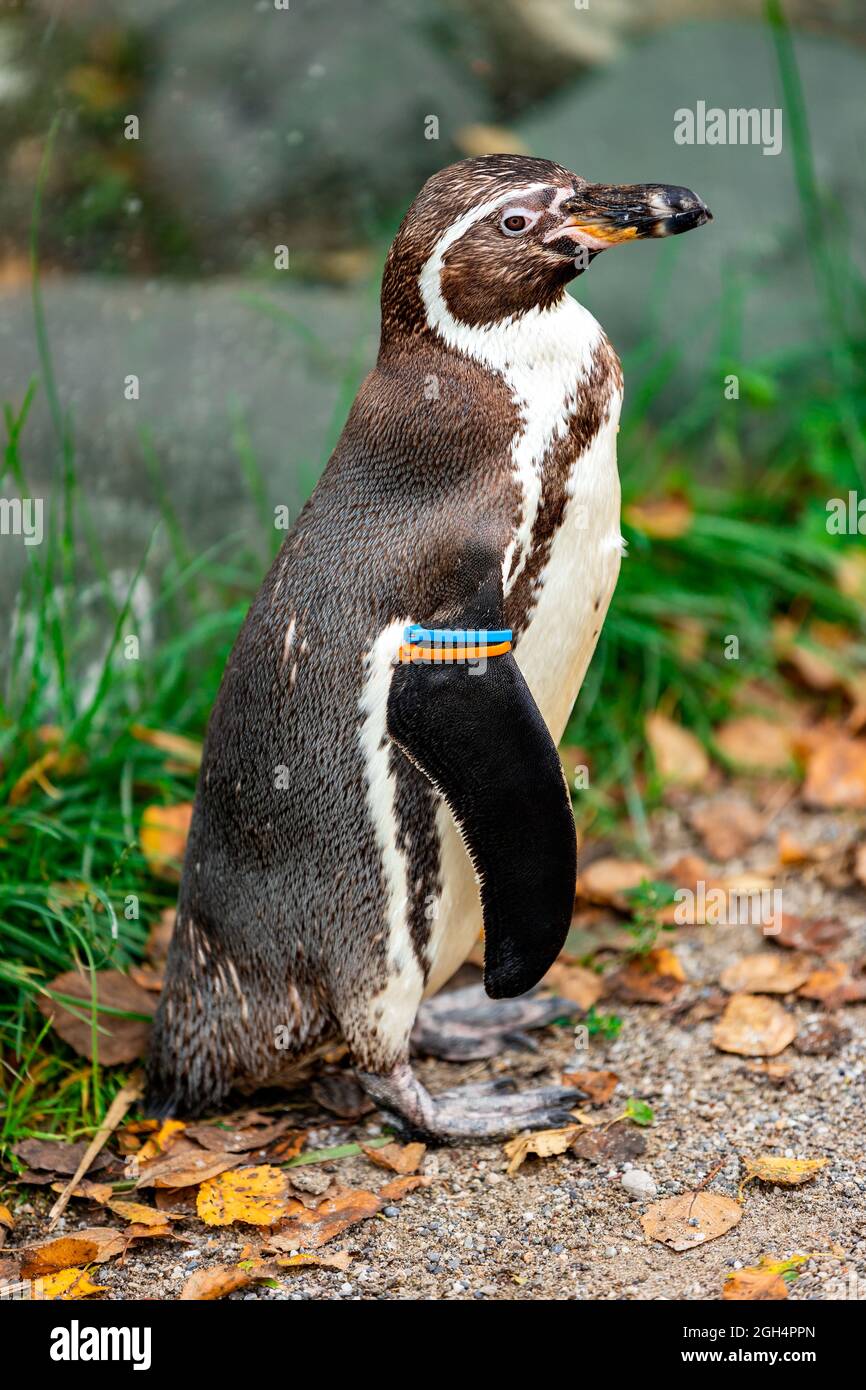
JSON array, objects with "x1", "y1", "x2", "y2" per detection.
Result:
[
  {"x1": 645, "y1": 713, "x2": 709, "y2": 786},
  {"x1": 570, "y1": 1125, "x2": 647, "y2": 1166},
  {"x1": 714, "y1": 717, "x2": 792, "y2": 772},
  {"x1": 641, "y1": 1192, "x2": 742, "y2": 1251},
  {"x1": 543, "y1": 960, "x2": 604, "y2": 1009},
  {"x1": 40, "y1": 1267, "x2": 108, "y2": 1301},
  {"x1": 37, "y1": 969, "x2": 153, "y2": 1064},
  {"x1": 624, "y1": 494, "x2": 693, "y2": 539},
  {"x1": 197, "y1": 1166, "x2": 293, "y2": 1227},
  {"x1": 802, "y1": 737, "x2": 866, "y2": 809},
  {"x1": 775, "y1": 913, "x2": 847, "y2": 955},
  {"x1": 798, "y1": 960, "x2": 866, "y2": 1007},
  {"x1": 559, "y1": 1069, "x2": 619, "y2": 1105},
  {"x1": 723, "y1": 1267, "x2": 788, "y2": 1301},
  {"x1": 742, "y1": 1155, "x2": 828, "y2": 1188},
  {"x1": 377, "y1": 1175, "x2": 429, "y2": 1201},
  {"x1": 610, "y1": 948, "x2": 685, "y2": 1004},
  {"x1": 360, "y1": 1142, "x2": 425, "y2": 1175},
  {"x1": 713, "y1": 994, "x2": 797, "y2": 1056},
  {"x1": 690, "y1": 798, "x2": 765, "y2": 862},
  {"x1": 135, "y1": 1143, "x2": 243, "y2": 1189},
  {"x1": 577, "y1": 858, "x2": 655, "y2": 910},
  {"x1": 185, "y1": 1116, "x2": 297, "y2": 1154},
  {"x1": 140, "y1": 802, "x2": 193, "y2": 881},
  {"x1": 266, "y1": 1188, "x2": 383, "y2": 1252},
  {"x1": 20, "y1": 1228, "x2": 126, "y2": 1277},
  {"x1": 179, "y1": 1264, "x2": 252, "y2": 1301},
  {"x1": 12, "y1": 1138, "x2": 112, "y2": 1178},
  {"x1": 719, "y1": 953, "x2": 812, "y2": 995},
  {"x1": 503, "y1": 1126, "x2": 579, "y2": 1176}
]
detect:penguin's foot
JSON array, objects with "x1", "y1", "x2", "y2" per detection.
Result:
[
  {"x1": 357, "y1": 1062, "x2": 581, "y2": 1143},
  {"x1": 411, "y1": 983, "x2": 577, "y2": 1061}
]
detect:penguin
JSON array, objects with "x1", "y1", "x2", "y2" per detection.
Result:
[{"x1": 147, "y1": 155, "x2": 711, "y2": 1140}]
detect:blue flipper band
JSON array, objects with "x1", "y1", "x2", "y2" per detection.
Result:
[{"x1": 404, "y1": 625, "x2": 513, "y2": 646}]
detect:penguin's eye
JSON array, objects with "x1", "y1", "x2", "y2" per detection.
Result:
[{"x1": 499, "y1": 207, "x2": 537, "y2": 238}]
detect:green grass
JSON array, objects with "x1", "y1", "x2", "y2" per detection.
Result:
[{"x1": 1, "y1": 3, "x2": 865, "y2": 1153}]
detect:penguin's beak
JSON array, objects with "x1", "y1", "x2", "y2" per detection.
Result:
[{"x1": 546, "y1": 183, "x2": 712, "y2": 252}]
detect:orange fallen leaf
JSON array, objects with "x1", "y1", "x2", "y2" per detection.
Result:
[
  {"x1": 719, "y1": 953, "x2": 812, "y2": 996},
  {"x1": 713, "y1": 994, "x2": 797, "y2": 1057},
  {"x1": 107, "y1": 1200, "x2": 182, "y2": 1226},
  {"x1": 645, "y1": 712, "x2": 709, "y2": 786},
  {"x1": 20, "y1": 1228, "x2": 126, "y2": 1277},
  {"x1": 266, "y1": 1188, "x2": 383, "y2": 1252},
  {"x1": 641, "y1": 1192, "x2": 741, "y2": 1251},
  {"x1": 611, "y1": 948, "x2": 685, "y2": 1004},
  {"x1": 179, "y1": 1264, "x2": 252, "y2": 1301},
  {"x1": 802, "y1": 737, "x2": 866, "y2": 809},
  {"x1": 714, "y1": 717, "x2": 792, "y2": 772},
  {"x1": 377, "y1": 1175, "x2": 430, "y2": 1201},
  {"x1": 798, "y1": 960, "x2": 866, "y2": 1007},
  {"x1": 360, "y1": 1142, "x2": 425, "y2": 1175},
  {"x1": 140, "y1": 802, "x2": 193, "y2": 881},
  {"x1": 275, "y1": 1250, "x2": 352, "y2": 1273},
  {"x1": 723, "y1": 1266, "x2": 788, "y2": 1301},
  {"x1": 136, "y1": 1118, "x2": 185, "y2": 1164},
  {"x1": 543, "y1": 960, "x2": 604, "y2": 1010},
  {"x1": 577, "y1": 858, "x2": 656, "y2": 911},
  {"x1": 775, "y1": 913, "x2": 847, "y2": 955},
  {"x1": 559, "y1": 1069, "x2": 619, "y2": 1105}
]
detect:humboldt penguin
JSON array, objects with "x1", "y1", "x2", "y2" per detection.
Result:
[{"x1": 147, "y1": 155, "x2": 711, "y2": 1139}]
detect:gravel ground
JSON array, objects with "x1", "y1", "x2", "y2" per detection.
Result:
[{"x1": 7, "y1": 795, "x2": 866, "y2": 1301}]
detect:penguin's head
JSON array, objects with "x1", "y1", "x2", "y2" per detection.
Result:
[{"x1": 381, "y1": 155, "x2": 711, "y2": 337}]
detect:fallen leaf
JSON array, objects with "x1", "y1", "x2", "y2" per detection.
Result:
[
  {"x1": 503, "y1": 1126, "x2": 579, "y2": 1176},
  {"x1": 559, "y1": 1069, "x2": 619, "y2": 1105},
  {"x1": 714, "y1": 717, "x2": 792, "y2": 772},
  {"x1": 377, "y1": 1175, "x2": 429, "y2": 1201},
  {"x1": 266, "y1": 1188, "x2": 383, "y2": 1252},
  {"x1": 275, "y1": 1250, "x2": 352, "y2": 1273},
  {"x1": 723, "y1": 1266, "x2": 788, "y2": 1301},
  {"x1": 37, "y1": 969, "x2": 153, "y2": 1064},
  {"x1": 855, "y1": 844, "x2": 866, "y2": 889},
  {"x1": 140, "y1": 802, "x2": 193, "y2": 881},
  {"x1": 197, "y1": 1166, "x2": 293, "y2": 1227},
  {"x1": 577, "y1": 858, "x2": 656, "y2": 910},
  {"x1": 610, "y1": 949, "x2": 685, "y2": 1004},
  {"x1": 360, "y1": 1142, "x2": 425, "y2": 1175},
  {"x1": 179, "y1": 1264, "x2": 252, "y2": 1301},
  {"x1": 135, "y1": 1144, "x2": 243, "y2": 1189},
  {"x1": 802, "y1": 737, "x2": 866, "y2": 809},
  {"x1": 570, "y1": 1125, "x2": 647, "y2": 1167},
  {"x1": 646, "y1": 712, "x2": 709, "y2": 786},
  {"x1": 794, "y1": 1017, "x2": 850, "y2": 1055},
  {"x1": 185, "y1": 1116, "x2": 297, "y2": 1154},
  {"x1": 107, "y1": 1200, "x2": 182, "y2": 1226},
  {"x1": 775, "y1": 913, "x2": 847, "y2": 955},
  {"x1": 713, "y1": 994, "x2": 797, "y2": 1056},
  {"x1": 798, "y1": 960, "x2": 866, "y2": 1007},
  {"x1": 690, "y1": 798, "x2": 765, "y2": 862},
  {"x1": 39, "y1": 1267, "x2": 107, "y2": 1301},
  {"x1": 625, "y1": 494, "x2": 693, "y2": 539},
  {"x1": 641, "y1": 1192, "x2": 742, "y2": 1251},
  {"x1": 543, "y1": 960, "x2": 604, "y2": 1009},
  {"x1": 741, "y1": 1155, "x2": 828, "y2": 1190},
  {"x1": 12, "y1": 1138, "x2": 112, "y2": 1177},
  {"x1": 136, "y1": 1119, "x2": 186, "y2": 1164},
  {"x1": 719, "y1": 953, "x2": 812, "y2": 995},
  {"x1": 20, "y1": 1228, "x2": 126, "y2": 1277},
  {"x1": 744, "y1": 1060, "x2": 793, "y2": 1083}
]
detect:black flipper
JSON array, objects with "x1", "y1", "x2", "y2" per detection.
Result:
[{"x1": 386, "y1": 546, "x2": 577, "y2": 999}]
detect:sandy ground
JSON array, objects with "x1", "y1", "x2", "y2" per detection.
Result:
[{"x1": 7, "y1": 796, "x2": 866, "y2": 1301}]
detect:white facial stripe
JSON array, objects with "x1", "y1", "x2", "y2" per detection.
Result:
[{"x1": 418, "y1": 185, "x2": 603, "y2": 600}]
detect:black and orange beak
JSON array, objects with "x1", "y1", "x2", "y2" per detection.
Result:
[{"x1": 547, "y1": 183, "x2": 712, "y2": 251}]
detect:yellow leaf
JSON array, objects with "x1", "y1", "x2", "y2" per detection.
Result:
[
  {"x1": 40, "y1": 1267, "x2": 107, "y2": 1300},
  {"x1": 107, "y1": 1200, "x2": 181, "y2": 1226},
  {"x1": 741, "y1": 1155, "x2": 828, "y2": 1191},
  {"x1": 723, "y1": 1267, "x2": 788, "y2": 1300},
  {"x1": 136, "y1": 1118, "x2": 186, "y2": 1164},
  {"x1": 179, "y1": 1264, "x2": 252, "y2": 1300},
  {"x1": 197, "y1": 1165, "x2": 292, "y2": 1227},
  {"x1": 503, "y1": 1125, "x2": 579, "y2": 1176},
  {"x1": 0, "y1": 1204, "x2": 13, "y2": 1230},
  {"x1": 140, "y1": 803, "x2": 193, "y2": 881}
]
